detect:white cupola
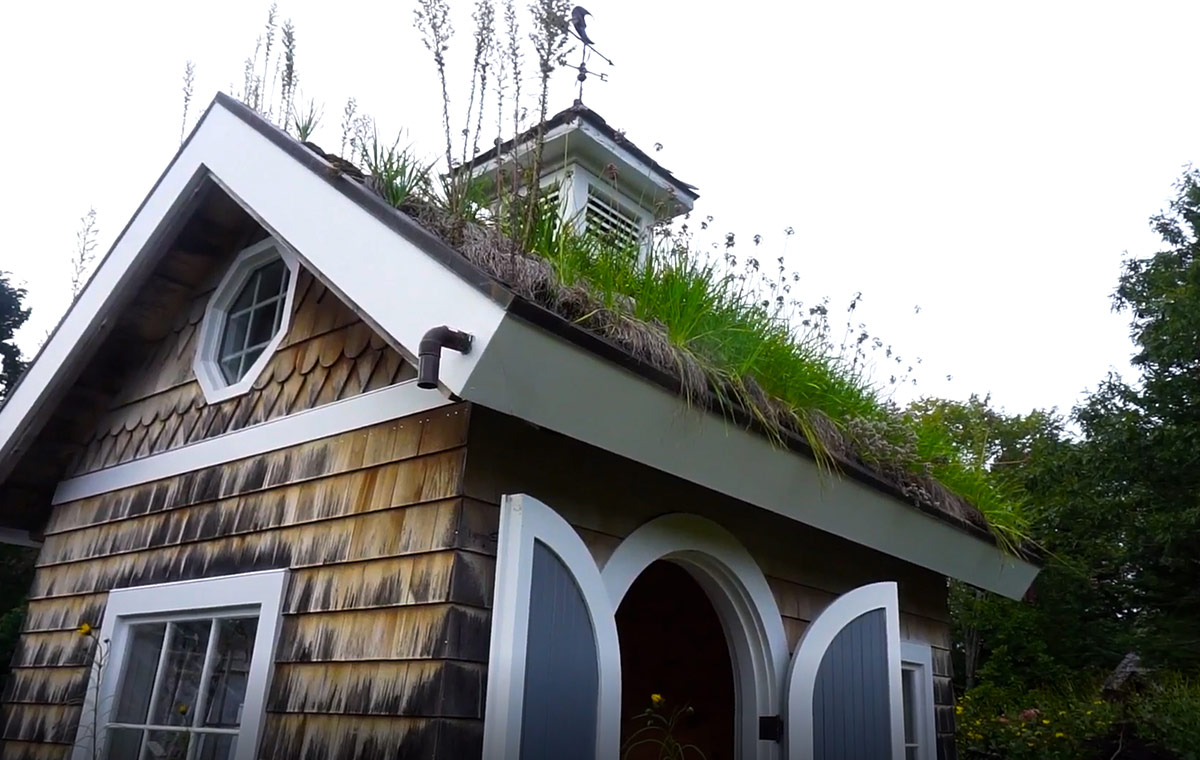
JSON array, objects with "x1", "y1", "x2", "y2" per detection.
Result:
[{"x1": 463, "y1": 101, "x2": 699, "y2": 255}]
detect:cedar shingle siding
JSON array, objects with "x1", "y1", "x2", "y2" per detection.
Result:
[{"x1": 0, "y1": 262, "x2": 490, "y2": 758}]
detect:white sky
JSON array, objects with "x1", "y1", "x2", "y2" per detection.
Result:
[{"x1": 2, "y1": 0, "x2": 1195, "y2": 417}]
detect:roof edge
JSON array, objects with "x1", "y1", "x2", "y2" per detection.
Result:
[{"x1": 211, "y1": 93, "x2": 517, "y2": 309}]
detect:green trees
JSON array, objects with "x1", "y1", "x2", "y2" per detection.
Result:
[
  {"x1": 0, "y1": 272, "x2": 29, "y2": 401},
  {"x1": 939, "y1": 166, "x2": 1200, "y2": 756},
  {"x1": 1078, "y1": 166, "x2": 1200, "y2": 669},
  {"x1": 0, "y1": 273, "x2": 32, "y2": 687}
]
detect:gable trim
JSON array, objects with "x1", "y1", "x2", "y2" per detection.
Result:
[
  {"x1": 0, "y1": 94, "x2": 509, "y2": 491},
  {"x1": 52, "y1": 380, "x2": 447, "y2": 505}
]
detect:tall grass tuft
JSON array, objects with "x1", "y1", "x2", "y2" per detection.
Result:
[
  {"x1": 414, "y1": 0, "x2": 456, "y2": 174},
  {"x1": 360, "y1": 130, "x2": 434, "y2": 208},
  {"x1": 179, "y1": 61, "x2": 195, "y2": 144},
  {"x1": 70, "y1": 208, "x2": 99, "y2": 300}
]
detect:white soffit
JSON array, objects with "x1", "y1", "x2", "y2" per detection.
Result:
[
  {"x1": 0, "y1": 95, "x2": 508, "y2": 477},
  {"x1": 460, "y1": 315, "x2": 1041, "y2": 600}
]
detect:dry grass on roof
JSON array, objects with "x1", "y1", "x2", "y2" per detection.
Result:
[
  {"x1": 406, "y1": 202, "x2": 994, "y2": 536},
  {"x1": 304, "y1": 139, "x2": 1026, "y2": 552}
]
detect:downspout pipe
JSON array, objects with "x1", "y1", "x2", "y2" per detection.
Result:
[{"x1": 417, "y1": 326, "x2": 474, "y2": 389}]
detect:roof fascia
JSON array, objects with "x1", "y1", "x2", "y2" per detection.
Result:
[
  {"x1": 0, "y1": 95, "x2": 510, "y2": 481},
  {"x1": 574, "y1": 120, "x2": 699, "y2": 206},
  {"x1": 459, "y1": 313, "x2": 1041, "y2": 600},
  {"x1": 465, "y1": 114, "x2": 698, "y2": 207}
]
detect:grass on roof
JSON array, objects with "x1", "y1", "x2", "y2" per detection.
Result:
[{"x1": 394, "y1": 173, "x2": 1030, "y2": 553}]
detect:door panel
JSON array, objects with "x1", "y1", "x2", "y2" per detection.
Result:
[
  {"x1": 813, "y1": 609, "x2": 891, "y2": 759},
  {"x1": 482, "y1": 494, "x2": 622, "y2": 760},
  {"x1": 520, "y1": 541, "x2": 600, "y2": 759},
  {"x1": 784, "y1": 582, "x2": 903, "y2": 760}
]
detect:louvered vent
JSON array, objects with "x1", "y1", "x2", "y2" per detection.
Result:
[
  {"x1": 539, "y1": 187, "x2": 561, "y2": 218},
  {"x1": 585, "y1": 186, "x2": 640, "y2": 250}
]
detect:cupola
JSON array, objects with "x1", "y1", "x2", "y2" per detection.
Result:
[{"x1": 463, "y1": 102, "x2": 699, "y2": 255}]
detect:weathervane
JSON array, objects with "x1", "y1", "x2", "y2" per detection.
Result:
[{"x1": 564, "y1": 5, "x2": 614, "y2": 102}]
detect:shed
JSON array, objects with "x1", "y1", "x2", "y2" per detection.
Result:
[{"x1": 0, "y1": 93, "x2": 1039, "y2": 760}]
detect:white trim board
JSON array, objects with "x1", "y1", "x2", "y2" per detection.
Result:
[
  {"x1": 71, "y1": 568, "x2": 288, "y2": 760},
  {"x1": 901, "y1": 641, "x2": 938, "y2": 760},
  {"x1": 52, "y1": 380, "x2": 448, "y2": 504}
]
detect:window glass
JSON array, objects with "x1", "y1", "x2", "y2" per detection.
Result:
[
  {"x1": 113, "y1": 623, "x2": 166, "y2": 724},
  {"x1": 103, "y1": 615, "x2": 259, "y2": 760},
  {"x1": 902, "y1": 666, "x2": 916, "y2": 744},
  {"x1": 149, "y1": 619, "x2": 212, "y2": 726},
  {"x1": 217, "y1": 258, "x2": 289, "y2": 384},
  {"x1": 203, "y1": 618, "x2": 259, "y2": 728}
]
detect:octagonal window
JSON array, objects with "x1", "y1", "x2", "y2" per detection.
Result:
[
  {"x1": 217, "y1": 258, "x2": 290, "y2": 383},
  {"x1": 194, "y1": 237, "x2": 299, "y2": 404}
]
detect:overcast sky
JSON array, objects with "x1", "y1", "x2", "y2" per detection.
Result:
[{"x1": 2, "y1": 1, "x2": 1195, "y2": 417}]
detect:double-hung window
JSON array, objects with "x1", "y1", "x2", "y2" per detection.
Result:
[
  {"x1": 74, "y1": 570, "x2": 286, "y2": 760},
  {"x1": 900, "y1": 641, "x2": 938, "y2": 760}
]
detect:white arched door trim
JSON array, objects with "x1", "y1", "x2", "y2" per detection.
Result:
[
  {"x1": 483, "y1": 493, "x2": 623, "y2": 760},
  {"x1": 784, "y1": 581, "x2": 904, "y2": 759},
  {"x1": 602, "y1": 513, "x2": 790, "y2": 760}
]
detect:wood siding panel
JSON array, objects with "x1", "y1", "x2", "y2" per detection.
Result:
[
  {"x1": 268, "y1": 661, "x2": 486, "y2": 718},
  {"x1": 3, "y1": 405, "x2": 488, "y2": 759},
  {"x1": 260, "y1": 715, "x2": 483, "y2": 760},
  {"x1": 66, "y1": 269, "x2": 415, "y2": 477},
  {"x1": 0, "y1": 740, "x2": 71, "y2": 760}
]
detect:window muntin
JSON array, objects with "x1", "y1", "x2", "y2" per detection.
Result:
[
  {"x1": 104, "y1": 611, "x2": 259, "y2": 760},
  {"x1": 216, "y1": 258, "x2": 290, "y2": 384}
]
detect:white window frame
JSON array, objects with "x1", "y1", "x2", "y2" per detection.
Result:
[
  {"x1": 900, "y1": 641, "x2": 937, "y2": 760},
  {"x1": 194, "y1": 237, "x2": 300, "y2": 404},
  {"x1": 72, "y1": 569, "x2": 288, "y2": 760}
]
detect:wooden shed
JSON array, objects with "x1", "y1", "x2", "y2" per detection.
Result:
[{"x1": 0, "y1": 93, "x2": 1039, "y2": 760}]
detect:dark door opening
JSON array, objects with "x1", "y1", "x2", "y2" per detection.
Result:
[{"x1": 615, "y1": 560, "x2": 735, "y2": 760}]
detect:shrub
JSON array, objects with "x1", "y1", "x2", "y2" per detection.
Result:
[
  {"x1": 1129, "y1": 674, "x2": 1200, "y2": 759},
  {"x1": 957, "y1": 682, "x2": 1120, "y2": 760}
]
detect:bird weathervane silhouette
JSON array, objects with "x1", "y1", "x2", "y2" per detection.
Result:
[{"x1": 565, "y1": 5, "x2": 614, "y2": 102}]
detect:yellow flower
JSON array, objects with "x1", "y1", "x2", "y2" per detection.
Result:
[
  {"x1": 650, "y1": 694, "x2": 664, "y2": 707},
  {"x1": 76, "y1": 623, "x2": 92, "y2": 636},
  {"x1": 955, "y1": 705, "x2": 963, "y2": 715}
]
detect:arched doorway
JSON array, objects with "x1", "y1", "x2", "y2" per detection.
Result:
[{"x1": 616, "y1": 560, "x2": 736, "y2": 760}]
